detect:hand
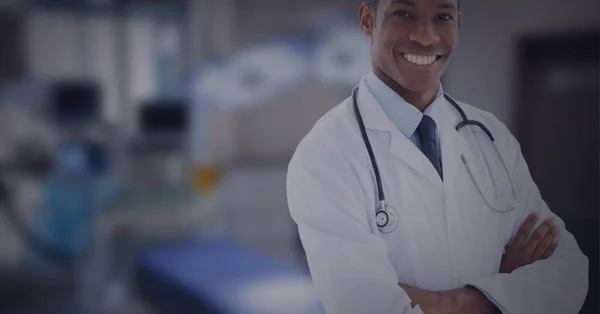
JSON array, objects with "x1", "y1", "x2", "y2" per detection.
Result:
[
  {"x1": 500, "y1": 213, "x2": 559, "y2": 273},
  {"x1": 441, "y1": 287, "x2": 498, "y2": 314},
  {"x1": 400, "y1": 284, "x2": 497, "y2": 314},
  {"x1": 399, "y1": 284, "x2": 445, "y2": 313}
]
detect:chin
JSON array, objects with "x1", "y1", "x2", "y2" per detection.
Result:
[{"x1": 397, "y1": 78, "x2": 440, "y2": 93}]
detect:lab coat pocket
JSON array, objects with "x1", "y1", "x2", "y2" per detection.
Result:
[
  {"x1": 372, "y1": 175, "x2": 449, "y2": 288},
  {"x1": 461, "y1": 127, "x2": 517, "y2": 216},
  {"x1": 453, "y1": 155, "x2": 517, "y2": 278}
]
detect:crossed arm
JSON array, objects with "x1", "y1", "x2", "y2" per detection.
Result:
[
  {"x1": 288, "y1": 125, "x2": 587, "y2": 314},
  {"x1": 399, "y1": 283, "x2": 496, "y2": 314},
  {"x1": 398, "y1": 120, "x2": 588, "y2": 314},
  {"x1": 398, "y1": 214, "x2": 559, "y2": 314}
]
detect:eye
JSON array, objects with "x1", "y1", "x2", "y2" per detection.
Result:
[
  {"x1": 437, "y1": 13, "x2": 454, "y2": 21},
  {"x1": 394, "y1": 10, "x2": 413, "y2": 19}
]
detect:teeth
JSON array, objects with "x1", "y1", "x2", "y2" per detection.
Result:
[{"x1": 403, "y1": 54, "x2": 437, "y2": 65}]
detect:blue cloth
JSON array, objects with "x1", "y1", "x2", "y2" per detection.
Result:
[
  {"x1": 417, "y1": 116, "x2": 443, "y2": 179},
  {"x1": 31, "y1": 175, "x2": 118, "y2": 260},
  {"x1": 365, "y1": 71, "x2": 444, "y2": 172},
  {"x1": 138, "y1": 238, "x2": 325, "y2": 314}
]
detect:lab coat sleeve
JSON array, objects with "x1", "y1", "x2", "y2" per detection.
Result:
[
  {"x1": 287, "y1": 135, "x2": 423, "y2": 314},
  {"x1": 465, "y1": 119, "x2": 588, "y2": 314}
]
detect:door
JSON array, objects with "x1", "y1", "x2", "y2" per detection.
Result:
[{"x1": 514, "y1": 29, "x2": 599, "y2": 314}]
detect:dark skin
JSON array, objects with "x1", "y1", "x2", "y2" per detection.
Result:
[
  {"x1": 500, "y1": 213, "x2": 559, "y2": 274},
  {"x1": 398, "y1": 214, "x2": 558, "y2": 314},
  {"x1": 360, "y1": 0, "x2": 460, "y2": 111},
  {"x1": 359, "y1": 0, "x2": 559, "y2": 312}
]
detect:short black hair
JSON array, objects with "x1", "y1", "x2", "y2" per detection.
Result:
[
  {"x1": 364, "y1": 0, "x2": 460, "y2": 11},
  {"x1": 364, "y1": 0, "x2": 378, "y2": 10}
]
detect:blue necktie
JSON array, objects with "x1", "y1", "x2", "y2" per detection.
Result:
[{"x1": 416, "y1": 115, "x2": 443, "y2": 180}]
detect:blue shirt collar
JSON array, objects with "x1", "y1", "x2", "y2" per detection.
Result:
[{"x1": 365, "y1": 71, "x2": 445, "y2": 139}]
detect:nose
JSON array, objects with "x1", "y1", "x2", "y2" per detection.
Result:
[{"x1": 409, "y1": 21, "x2": 440, "y2": 46}]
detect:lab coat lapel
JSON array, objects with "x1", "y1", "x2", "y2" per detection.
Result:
[
  {"x1": 438, "y1": 100, "x2": 496, "y2": 197},
  {"x1": 435, "y1": 98, "x2": 469, "y2": 186},
  {"x1": 357, "y1": 78, "x2": 442, "y2": 184},
  {"x1": 432, "y1": 99, "x2": 471, "y2": 286}
]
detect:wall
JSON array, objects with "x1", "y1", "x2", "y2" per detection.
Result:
[
  {"x1": 443, "y1": 0, "x2": 599, "y2": 131},
  {"x1": 234, "y1": 0, "x2": 357, "y2": 48},
  {"x1": 25, "y1": 10, "x2": 122, "y2": 124}
]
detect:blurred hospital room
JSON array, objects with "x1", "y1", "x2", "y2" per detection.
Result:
[{"x1": 0, "y1": 0, "x2": 597, "y2": 313}]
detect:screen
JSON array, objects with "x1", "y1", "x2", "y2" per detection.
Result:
[
  {"x1": 139, "y1": 100, "x2": 188, "y2": 134},
  {"x1": 50, "y1": 81, "x2": 100, "y2": 124}
]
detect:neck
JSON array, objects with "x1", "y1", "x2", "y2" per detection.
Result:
[{"x1": 373, "y1": 67, "x2": 439, "y2": 112}]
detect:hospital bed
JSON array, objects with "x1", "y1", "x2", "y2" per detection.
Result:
[{"x1": 136, "y1": 237, "x2": 325, "y2": 314}]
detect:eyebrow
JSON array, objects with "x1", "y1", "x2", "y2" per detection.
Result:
[
  {"x1": 390, "y1": 0, "x2": 416, "y2": 6},
  {"x1": 438, "y1": 1, "x2": 457, "y2": 9},
  {"x1": 390, "y1": 0, "x2": 457, "y2": 10}
]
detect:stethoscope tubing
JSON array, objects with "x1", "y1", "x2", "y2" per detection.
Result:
[{"x1": 351, "y1": 85, "x2": 515, "y2": 225}]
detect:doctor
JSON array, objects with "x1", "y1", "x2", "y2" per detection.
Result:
[{"x1": 286, "y1": 0, "x2": 588, "y2": 313}]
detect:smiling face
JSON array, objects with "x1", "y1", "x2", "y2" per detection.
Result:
[{"x1": 360, "y1": 0, "x2": 460, "y2": 94}]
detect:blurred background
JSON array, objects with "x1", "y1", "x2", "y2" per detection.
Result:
[{"x1": 0, "y1": 0, "x2": 597, "y2": 313}]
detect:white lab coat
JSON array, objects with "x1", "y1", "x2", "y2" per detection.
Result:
[{"x1": 286, "y1": 76, "x2": 588, "y2": 314}]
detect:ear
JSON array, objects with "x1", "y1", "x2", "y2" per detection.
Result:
[
  {"x1": 359, "y1": 3, "x2": 375, "y2": 36},
  {"x1": 457, "y1": 12, "x2": 462, "y2": 29}
]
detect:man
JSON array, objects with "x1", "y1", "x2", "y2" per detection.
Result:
[{"x1": 286, "y1": 0, "x2": 588, "y2": 313}]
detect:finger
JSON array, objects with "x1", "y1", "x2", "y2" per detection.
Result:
[
  {"x1": 512, "y1": 213, "x2": 539, "y2": 249},
  {"x1": 541, "y1": 240, "x2": 559, "y2": 259},
  {"x1": 525, "y1": 219, "x2": 553, "y2": 257},
  {"x1": 532, "y1": 225, "x2": 557, "y2": 260},
  {"x1": 525, "y1": 220, "x2": 552, "y2": 256}
]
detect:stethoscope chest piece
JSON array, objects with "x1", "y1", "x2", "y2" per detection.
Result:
[
  {"x1": 376, "y1": 203, "x2": 398, "y2": 233},
  {"x1": 353, "y1": 84, "x2": 516, "y2": 227}
]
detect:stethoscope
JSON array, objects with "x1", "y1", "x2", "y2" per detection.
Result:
[{"x1": 352, "y1": 86, "x2": 517, "y2": 233}]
